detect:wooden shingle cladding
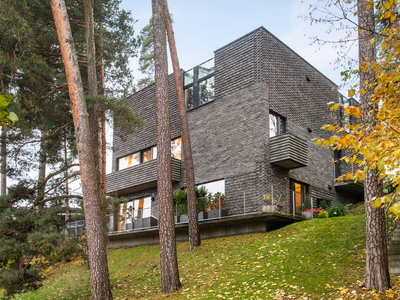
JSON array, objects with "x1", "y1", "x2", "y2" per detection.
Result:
[
  {"x1": 269, "y1": 133, "x2": 308, "y2": 169},
  {"x1": 106, "y1": 158, "x2": 181, "y2": 196}
]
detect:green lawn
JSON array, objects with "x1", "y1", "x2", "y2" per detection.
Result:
[{"x1": 7, "y1": 215, "x2": 400, "y2": 299}]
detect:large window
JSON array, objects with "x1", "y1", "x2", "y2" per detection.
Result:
[
  {"x1": 118, "y1": 196, "x2": 152, "y2": 231},
  {"x1": 184, "y1": 58, "x2": 215, "y2": 110},
  {"x1": 117, "y1": 138, "x2": 181, "y2": 170},
  {"x1": 269, "y1": 111, "x2": 286, "y2": 137}
]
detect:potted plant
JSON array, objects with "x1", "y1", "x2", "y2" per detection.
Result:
[
  {"x1": 261, "y1": 194, "x2": 277, "y2": 213},
  {"x1": 302, "y1": 196, "x2": 313, "y2": 220},
  {"x1": 173, "y1": 186, "x2": 210, "y2": 222},
  {"x1": 207, "y1": 192, "x2": 228, "y2": 219}
]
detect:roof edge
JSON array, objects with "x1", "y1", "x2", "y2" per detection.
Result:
[{"x1": 214, "y1": 26, "x2": 339, "y2": 88}]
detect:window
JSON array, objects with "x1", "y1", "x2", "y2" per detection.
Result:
[
  {"x1": 290, "y1": 180, "x2": 309, "y2": 216},
  {"x1": 118, "y1": 196, "x2": 152, "y2": 231},
  {"x1": 117, "y1": 139, "x2": 181, "y2": 170},
  {"x1": 118, "y1": 152, "x2": 140, "y2": 170},
  {"x1": 171, "y1": 137, "x2": 182, "y2": 159},
  {"x1": 269, "y1": 112, "x2": 286, "y2": 137},
  {"x1": 184, "y1": 58, "x2": 215, "y2": 110}
]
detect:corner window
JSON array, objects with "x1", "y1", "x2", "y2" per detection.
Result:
[
  {"x1": 269, "y1": 112, "x2": 286, "y2": 137},
  {"x1": 184, "y1": 58, "x2": 215, "y2": 110}
]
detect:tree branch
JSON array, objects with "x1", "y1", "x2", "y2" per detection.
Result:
[{"x1": 27, "y1": 194, "x2": 83, "y2": 212}]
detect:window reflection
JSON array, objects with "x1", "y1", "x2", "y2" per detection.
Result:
[
  {"x1": 185, "y1": 86, "x2": 194, "y2": 110},
  {"x1": 199, "y1": 77, "x2": 215, "y2": 106},
  {"x1": 171, "y1": 137, "x2": 182, "y2": 159},
  {"x1": 184, "y1": 58, "x2": 215, "y2": 110},
  {"x1": 117, "y1": 138, "x2": 182, "y2": 171},
  {"x1": 142, "y1": 149, "x2": 152, "y2": 162},
  {"x1": 269, "y1": 112, "x2": 286, "y2": 137},
  {"x1": 198, "y1": 58, "x2": 214, "y2": 79},
  {"x1": 118, "y1": 197, "x2": 152, "y2": 231},
  {"x1": 184, "y1": 69, "x2": 194, "y2": 85},
  {"x1": 118, "y1": 152, "x2": 140, "y2": 170}
]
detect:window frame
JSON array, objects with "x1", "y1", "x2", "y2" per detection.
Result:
[
  {"x1": 184, "y1": 58, "x2": 215, "y2": 110},
  {"x1": 269, "y1": 111, "x2": 287, "y2": 137},
  {"x1": 117, "y1": 138, "x2": 182, "y2": 171}
]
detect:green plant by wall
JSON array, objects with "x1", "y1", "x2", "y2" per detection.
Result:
[
  {"x1": 303, "y1": 196, "x2": 312, "y2": 210},
  {"x1": 318, "y1": 211, "x2": 329, "y2": 218},
  {"x1": 320, "y1": 199, "x2": 329, "y2": 210},
  {"x1": 172, "y1": 186, "x2": 210, "y2": 215},
  {"x1": 328, "y1": 203, "x2": 352, "y2": 217},
  {"x1": 208, "y1": 192, "x2": 226, "y2": 210}
]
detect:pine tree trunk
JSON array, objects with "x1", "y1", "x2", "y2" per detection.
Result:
[
  {"x1": 152, "y1": 0, "x2": 181, "y2": 293},
  {"x1": 357, "y1": 0, "x2": 391, "y2": 291},
  {"x1": 1, "y1": 127, "x2": 6, "y2": 195},
  {"x1": 163, "y1": 0, "x2": 200, "y2": 250},
  {"x1": 84, "y1": 0, "x2": 101, "y2": 179},
  {"x1": 99, "y1": 18, "x2": 107, "y2": 197},
  {"x1": 50, "y1": 1, "x2": 113, "y2": 298}
]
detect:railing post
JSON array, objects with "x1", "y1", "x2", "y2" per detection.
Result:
[{"x1": 218, "y1": 194, "x2": 221, "y2": 218}]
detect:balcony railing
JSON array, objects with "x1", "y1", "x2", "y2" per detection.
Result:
[
  {"x1": 106, "y1": 158, "x2": 181, "y2": 195},
  {"x1": 269, "y1": 133, "x2": 308, "y2": 169}
]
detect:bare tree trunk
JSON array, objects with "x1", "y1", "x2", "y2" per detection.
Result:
[
  {"x1": 50, "y1": 1, "x2": 112, "y2": 299},
  {"x1": 163, "y1": 0, "x2": 200, "y2": 250},
  {"x1": 358, "y1": 0, "x2": 391, "y2": 291},
  {"x1": 99, "y1": 17, "x2": 107, "y2": 198},
  {"x1": 1, "y1": 127, "x2": 6, "y2": 195},
  {"x1": 152, "y1": 0, "x2": 181, "y2": 293},
  {"x1": 84, "y1": 0, "x2": 101, "y2": 177}
]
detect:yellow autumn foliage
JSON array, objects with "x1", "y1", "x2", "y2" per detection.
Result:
[{"x1": 315, "y1": 1, "x2": 400, "y2": 217}]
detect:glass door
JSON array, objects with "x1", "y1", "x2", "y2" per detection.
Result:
[{"x1": 290, "y1": 180, "x2": 308, "y2": 216}]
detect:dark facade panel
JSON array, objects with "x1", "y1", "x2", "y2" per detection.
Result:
[
  {"x1": 270, "y1": 133, "x2": 308, "y2": 169},
  {"x1": 107, "y1": 158, "x2": 181, "y2": 195}
]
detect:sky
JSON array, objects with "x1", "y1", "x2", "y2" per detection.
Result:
[{"x1": 121, "y1": 0, "x2": 358, "y2": 91}]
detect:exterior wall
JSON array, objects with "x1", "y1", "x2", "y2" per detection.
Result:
[
  {"x1": 112, "y1": 76, "x2": 181, "y2": 173},
  {"x1": 110, "y1": 27, "x2": 362, "y2": 223}
]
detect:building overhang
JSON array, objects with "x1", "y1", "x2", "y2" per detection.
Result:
[
  {"x1": 334, "y1": 180, "x2": 364, "y2": 195},
  {"x1": 270, "y1": 133, "x2": 308, "y2": 169},
  {"x1": 106, "y1": 158, "x2": 181, "y2": 196}
]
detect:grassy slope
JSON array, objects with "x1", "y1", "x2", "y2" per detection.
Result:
[{"x1": 8, "y1": 215, "x2": 376, "y2": 299}]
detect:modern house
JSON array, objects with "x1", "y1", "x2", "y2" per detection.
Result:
[{"x1": 106, "y1": 27, "x2": 363, "y2": 246}]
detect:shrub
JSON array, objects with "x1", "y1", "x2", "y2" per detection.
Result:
[
  {"x1": 172, "y1": 186, "x2": 210, "y2": 215},
  {"x1": 318, "y1": 211, "x2": 329, "y2": 218},
  {"x1": 207, "y1": 192, "x2": 226, "y2": 210},
  {"x1": 320, "y1": 199, "x2": 329, "y2": 210},
  {"x1": 328, "y1": 203, "x2": 352, "y2": 217},
  {"x1": 303, "y1": 196, "x2": 312, "y2": 210}
]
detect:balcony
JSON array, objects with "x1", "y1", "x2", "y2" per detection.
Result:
[
  {"x1": 334, "y1": 180, "x2": 364, "y2": 195},
  {"x1": 106, "y1": 158, "x2": 181, "y2": 195},
  {"x1": 269, "y1": 133, "x2": 308, "y2": 169}
]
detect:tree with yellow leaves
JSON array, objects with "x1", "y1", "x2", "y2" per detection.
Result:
[{"x1": 314, "y1": 0, "x2": 400, "y2": 291}]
